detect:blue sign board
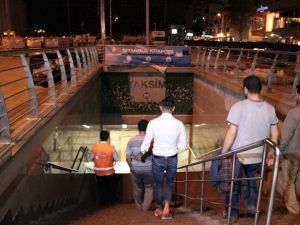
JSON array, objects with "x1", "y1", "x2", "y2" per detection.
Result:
[
  {"x1": 257, "y1": 5, "x2": 268, "y2": 12},
  {"x1": 105, "y1": 45, "x2": 191, "y2": 66}
]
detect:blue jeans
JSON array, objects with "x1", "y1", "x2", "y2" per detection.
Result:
[
  {"x1": 152, "y1": 156, "x2": 177, "y2": 208},
  {"x1": 244, "y1": 163, "x2": 260, "y2": 210},
  {"x1": 225, "y1": 163, "x2": 260, "y2": 218}
]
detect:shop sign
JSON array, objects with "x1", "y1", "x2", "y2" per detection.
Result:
[{"x1": 257, "y1": 5, "x2": 269, "y2": 13}]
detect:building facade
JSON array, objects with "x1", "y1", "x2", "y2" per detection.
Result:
[
  {"x1": 0, "y1": 0, "x2": 27, "y2": 36},
  {"x1": 186, "y1": 0, "x2": 230, "y2": 38},
  {"x1": 250, "y1": 0, "x2": 300, "y2": 44}
]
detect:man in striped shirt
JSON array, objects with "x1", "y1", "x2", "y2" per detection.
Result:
[{"x1": 126, "y1": 120, "x2": 153, "y2": 211}]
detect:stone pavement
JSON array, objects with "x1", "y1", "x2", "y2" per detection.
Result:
[{"x1": 28, "y1": 201, "x2": 300, "y2": 225}]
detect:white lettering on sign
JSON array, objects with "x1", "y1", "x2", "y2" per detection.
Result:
[
  {"x1": 257, "y1": 5, "x2": 268, "y2": 12},
  {"x1": 130, "y1": 75, "x2": 166, "y2": 102},
  {"x1": 122, "y1": 48, "x2": 174, "y2": 56}
]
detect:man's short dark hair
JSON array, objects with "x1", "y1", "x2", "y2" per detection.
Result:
[
  {"x1": 138, "y1": 120, "x2": 148, "y2": 132},
  {"x1": 100, "y1": 130, "x2": 109, "y2": 141},
  {"x1": 160, "y1": 96, "x2": 175, "y2": 109},
  {"x1": 243, "y1": 75, "x2": 262, "y2": 94},
  {"x1": 297, "y1": 84, "x2": 300, "y2": 94}
]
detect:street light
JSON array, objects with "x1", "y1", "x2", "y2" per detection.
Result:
[
  {"x1": 216, "y1": 12, "x2": 224, "y2": 34},
  {"x1": 110, "y1": 0, "x2": 112, "y2": 42}
]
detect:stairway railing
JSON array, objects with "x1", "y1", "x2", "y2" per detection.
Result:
[
  {"x1": 176, "y1": 138, "x2": 281, "y2": 225},
  {"x1": 71, "y1": 146, "x2": 89, "y2": 171}
]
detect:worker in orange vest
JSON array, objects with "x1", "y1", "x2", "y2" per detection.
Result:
[{"x1": 91, "y1": 130, "x2": 119, "y2": 205}]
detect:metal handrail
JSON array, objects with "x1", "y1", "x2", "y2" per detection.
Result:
[
  {"x1": 192, "y1": 45, "x2": 300, "y2": 95},
  {"x1": 39, "y1": 161, "x2": 79, "y2": 173},
  {"x1": 177, "y1": 146, "x2": 197, "y2": 159},
  {"x1": 193, "y1": 46, "x2": 300, "y2": 56},
  {"x1": 176, "y1": 138, "x2": 281, "y2": 225},
  {"x1": 196, "y1": 147, "x2": 222, "y2": 160},
  {"x1": 71, "y1": 146, "x2": 89, "y2": 171},
  {"x1": 0, "y1": 45, "x2": 99, "y2": 146}
]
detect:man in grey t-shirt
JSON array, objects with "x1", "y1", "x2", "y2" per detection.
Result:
[
  {"x1": 221, "y1": 75, "x2": 279, "y2": 220},
  {"x1": 126, "y1": 120, "x2": 153, "y2": 211},
  {"x1": 280, "y1": 84, "x2": 300, "y2": 214}
]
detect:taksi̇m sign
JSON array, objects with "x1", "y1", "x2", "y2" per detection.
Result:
[{"x1": 130, "y1": 73, "x2": 165, "y2": 102}]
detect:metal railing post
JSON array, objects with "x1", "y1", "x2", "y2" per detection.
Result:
[
  {"x1": 201, "y1": 48, "x2": 207, "y2": 68},
  {"x1": 267, "y1": 53, "x2": 279, "y2": 91},
  {"x1": 184, "y1": 166, "x2": 188, "y2": 208},
  {"x1": 265, "y1": 141, "x2": 281, "y2": 225},
  {"x1": 56, "y1": 50, "x2": 68, "y2": 94},
  {"x1": 200, "y1": 163, "x2": 205, "y2": 214},
  {"x1": 74, "y1": 48, "x2": 82, "y2": 77},
  {"x1": 66, "y1": 49, "x2": 76, "y2": 87},
  {"x1": 88, "y1": 47, "x2": 95, "y2": 65},
  {"x1": 254, "y1": 142, "x2": 268, "y2": 225},
  {"x1": 195, "y1": 47, "x2": 201, "y2": 67},
  {"x1": 90, "y1": 46, "x2": 96, "y2": 65},
  {"x1": 77, "y1": 146, "x2": 88, "y2": 170},
  {"x1": 214, "y1": 49, "x2": 221, "y2": 72},
  {"x1": 292, "y1": 64, "x2": 300, "y2": 95},
  {"x1": 206, "y1": 49, "x2": 213, "y2": 71},
  {"x1": 0, "y1": 89, "x2": 11, "y2": 143},
  {"x1": 20, "y1": 54, "x2": 39, "y2": 118},
  {"x1": 80, "y1": 48, "x2": 88, "y2": 75},
  {"x1": 41, "y1": 51, "x2": 56, "y2": 104},
  {"x1": 234, "y1": 50, "x2": 243, "y2": 78},
  {"x1": 176, "y1": 140, "x2": 280, "y2": 225},
  {"x1": 249, "y1": 51, "x2": 259, "y2": 75},
  {"x1": 227, "y1": 153, "x2": 236, "y2": 225},
  {"x1": 84, "y1": 47, "x2": 91, "y2": 69},
  {"x1": 223, "y1": 49, "x2": 231, "y2": 74},
  {"x1": 93, "y1": 46, "x2": 99, "y2": 63}
]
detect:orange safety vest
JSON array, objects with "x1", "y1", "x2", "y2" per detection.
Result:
[{"x1": 92, "y1": 143, "x2": 115, "y2": 176}]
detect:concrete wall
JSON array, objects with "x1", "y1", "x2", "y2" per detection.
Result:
[
  {"x1": 191, "y1": 75, "x2": 241, "y2": 158},
  {"x1": 42, "y1": 125, "x2": 100, "y2": 169}
]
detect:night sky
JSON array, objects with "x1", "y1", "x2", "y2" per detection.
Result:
[{"x1": 25, "y1": 0, "x2": 189, "y2": 36}]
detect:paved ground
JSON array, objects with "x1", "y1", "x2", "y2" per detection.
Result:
[{"x1": 27, "y1": 201, "x2": 300, "y2": 225}]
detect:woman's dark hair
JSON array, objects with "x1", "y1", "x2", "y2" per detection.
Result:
[
  {"x1": 243, "y1": 75, "x2": 262, "y2": 94},
  {"x1": 297, "y1": 84, "x2": 300, "y2": 94}
]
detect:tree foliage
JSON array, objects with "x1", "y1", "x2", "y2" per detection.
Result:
[{"x1": 227, "y1": 0, "x2": 255, "y2": 41}]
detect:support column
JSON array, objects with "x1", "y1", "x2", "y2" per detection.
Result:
[
  {"x1": 100, "y1": 0, "x2": 106, "y2": 45},
  {"x1": 146, "y1": 0, "x2": 149, "y2": 45}
]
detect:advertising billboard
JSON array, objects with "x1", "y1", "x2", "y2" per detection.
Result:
[
  {"x1": 252, "y1": 12, "x2": 267, "y2": 36},
  {"x1": 105, "y1": 45, "x2": 191, "y2": 66}
]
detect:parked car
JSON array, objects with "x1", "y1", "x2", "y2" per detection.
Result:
[{"x1": 29, "y1": 51, "x2": 71, "y2": 87}]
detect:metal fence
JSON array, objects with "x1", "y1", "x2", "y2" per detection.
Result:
[
  {"x1": 0, "y1": 46, "x2": 99, "y2": 162},
  {"x1": 191, "y1": 46, "x2": 300, "y2": 95},
  {"x1": 176, "y1": 139, "x2": 281, "y2": 225}
]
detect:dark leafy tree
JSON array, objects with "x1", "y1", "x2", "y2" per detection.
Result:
[{"x1": 227, "y1": 0, "x2": 255, "y2": 41}]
